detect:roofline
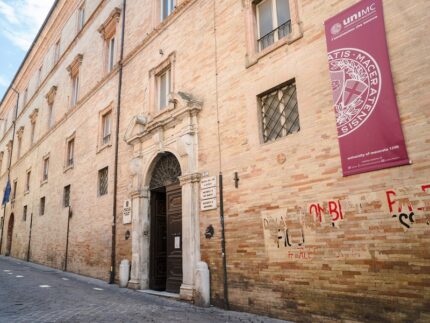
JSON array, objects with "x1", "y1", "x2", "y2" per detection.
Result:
[{"x1": 0, "y1": 0, "x2": 60, "y2": 106}]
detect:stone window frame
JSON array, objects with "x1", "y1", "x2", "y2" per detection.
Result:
[
  {"x1": 77, "y1": 1, "x2": 86, "y2": 34},
  {"x1": 25, "y1": 167, "x2": 31, "y2": 194},
  {"x1": 98, "y1": 8, "x2": 121, "y2": 75},
  {"x1": 12, "y1": 178, "x2": 17, "y2": 202},
  {"x1": 41, "y1": 153, "x2": 50, "y2": 185},
  {"x1": 63, "y1": 185, "x2": 71, "y2": 208},
  {"x1": 152, "y1": 0, "x2": 177, "y2": 27},
  {"x1": 23, "y1": 205, "x2": 27, "y2": 222},
  {"x1": 149, "y1": 52, "x2": 176, "y2": 116},
  {"x1": 45, "y1": 85, "x2": 57, "y2": 129},
  {"x1": 67, "y1": 54, "x2": 83, "y2": 108},
  {"x1": 54, "y1": 39, "x2": 61, "y2": 65},
  {"x1": 97, "y1": 104, "x2": 114, "y2": 153},
  {"x1": 0, "y1": 151, "x2": 3, "y2": 175},
  {"x1": 64, "y1": 131, "x2": 76, "y2": 172},
  {"x1": 29, "y1": 109, "x2": 38, "y2": 146},
  {"x1": 243, "y1": 0, "x2": 302, "y2": 68},
  {"x1": 16, "y1": 126, "x2": 24, "y2": 160}
]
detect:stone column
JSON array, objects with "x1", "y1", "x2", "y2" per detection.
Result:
[
  {"x1": 179, "y1": 172, "x2": 201, "y2": 300},
  {"x1": 128, "y1": 187, "x2": 150, "y2": 290}
]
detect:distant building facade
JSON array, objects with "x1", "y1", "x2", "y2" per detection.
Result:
[{"x1": 0, "y1": 0, "x2": 429, "y2": 321}]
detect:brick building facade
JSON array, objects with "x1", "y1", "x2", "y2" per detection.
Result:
[{"x1": 0, "y1": 0, "x2": 429, "y2": 321}]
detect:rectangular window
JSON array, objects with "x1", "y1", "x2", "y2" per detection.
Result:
[
  {"x1": 17, "y1": 137, "x2": 22, "y2": 159},
  {"x1": 26, "y1": 170, "x2": 31, "y2": 192},
  {"x1": 78, "y1": 4, "x2": 85, "y2": 32},
  {"x1": 158, "y1": 68, "x2": 171, "y2": 110},
  {"x1": 161, "y1": 0, "x2": 175, "y2": 21},
  {"x1": 259, "y1": 79, "x2": 299, "y2": 142},
  {"x1": 54, "y1": 39, "x2": 61, "y2": 64},
  {"x1": 67, "y1": 138, "x2": 74, "y2": 167},
  {"x1": 102, "y1": 112, "x2": 112, "y2": 145},
  {"x1": 63, "y1": 185, "x2": 71, "y2": 208},
  {"x1": 0, "y1": 152, "x2": 3, "y2": 174},
  {"x1": 23, "y1": 88, "x2": 28, "y2": 107},
  {"x1": 12, "y1": 180, "x2": 17, "y2": 201},
  {"x1": 256, "y1": 0, "x2": 291, "y2": 51},
  {"x1": 108, "y1": 37, "x2": 116, "y2": 72},
  {"x1": 43, "y1": 157, "x2": 49, "y2": 181},
  {"x1": 37, "y1": 65, "x2": 43, "y2": 87},
  {"x1": 40, "y1": 197, "x2": 45, "y2": 216},
  {"x1": 23, "y1": 205, "x2": 27, "y2": 222},
  {"x1": 30, "y1": 122, "x2": 36, "y2": 145},
  {"x1": 71, "y1": 75, "x2": 79, "y2": 107},
  {"x1": 48, "y1": 103, "x2": 54, "y2": 128},
  {"x1": 98, "y1": 167, "x2": 108, "y2": 196}
]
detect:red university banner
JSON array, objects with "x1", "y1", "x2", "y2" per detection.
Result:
[{"x1": 324, "y1": 0, "x2": 409, "y2": 176}]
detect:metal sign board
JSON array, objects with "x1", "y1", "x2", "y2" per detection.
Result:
[
  {"x1": 201, "y1": 187, "x2": 217, "y2": 200},
  {"x1": 200, "y1": 176, "x2": 216, "y2": 189},
  {"x1": 123, "y1": 199, "x2": 132, "y2": 224},
  {"x1": 201, "y1": 198, "x2": 217, "y2": 211}
]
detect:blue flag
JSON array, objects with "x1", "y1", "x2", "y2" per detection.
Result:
[{"x1": 2, "y1": 179, "x2": 11, "y2": 206}]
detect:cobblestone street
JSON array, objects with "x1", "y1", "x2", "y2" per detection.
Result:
[{"x1": 0, "y1": 256, "x2": 285, "y2": 323}]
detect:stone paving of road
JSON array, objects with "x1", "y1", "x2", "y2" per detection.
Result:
[{"x1": 0, "y1": 256, "x2": 287, "y2": 323}]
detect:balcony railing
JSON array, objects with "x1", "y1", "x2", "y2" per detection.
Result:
[{"x1": 258, "y1": 20, "x2": 292, "y2": 51}]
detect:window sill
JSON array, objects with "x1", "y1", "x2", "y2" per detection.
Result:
[
  {"x1": 40, "y1": 179, "x2": 48, "y2": 186},
  {"x1": 64, "y1": 164, "x2": 74, "y2": 173},
  {"x1": 96, "y1": 142, "x2": 112, "y2": 154},
  {"x1": 24, "y1": 190, "x2": 30, "y2": 196},
  {"x1": 246, "y1": 29, "x2": 303, "y2": 69}
]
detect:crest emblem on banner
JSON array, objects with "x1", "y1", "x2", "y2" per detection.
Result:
[{"x1": 328, "y1": 48, "x2": 381, "y2": 137}]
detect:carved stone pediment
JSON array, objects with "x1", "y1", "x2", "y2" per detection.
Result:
[
  {"x1": 29, "y1": 109, "x2": 39, "y2": 123},
  {"x1": 45, "y1": 86, "x2": 57, "y2": 105},
  {"x1": 98, "y1": 7, "x2": 121, "y2": 39},
  {"x1": 124, "y1": 91, "x2": 202, "y2": 145},
  {"x1": 16, "y1": 126, "x2": 24, "y2": 139},
  {"x1": 67, "y1": 54, "x2": 83, "y2": 77}
]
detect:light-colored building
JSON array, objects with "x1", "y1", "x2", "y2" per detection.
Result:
[{"x1": 0, "y1": 0, "x2": 429, "y2": 321}]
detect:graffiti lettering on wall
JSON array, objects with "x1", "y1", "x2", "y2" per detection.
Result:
[
  {"x1": 261, "y1": 183, "x2": 430, "y2": 261},
  {"x1": 386, "y1": 184, "x2": 430, "y2": 228},
  {"x1": 309, "y1": 200, "x2": 343, "y2": 226}
]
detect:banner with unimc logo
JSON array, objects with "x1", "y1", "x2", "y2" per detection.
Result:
[{"x1": 324, "y1": 0, "x2": 409, "y2": 176}]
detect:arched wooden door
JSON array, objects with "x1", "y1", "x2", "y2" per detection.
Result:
[
  {"x1": 148, "y1": 153, "x2": 183, "y2": 293},
  {"x1": 6, "y1": 213, "x2": 14, "y2": 256}
]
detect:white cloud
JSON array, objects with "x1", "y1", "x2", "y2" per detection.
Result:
[{"x1": 0, "y1": 0, "x2": 55, "y2": 51}]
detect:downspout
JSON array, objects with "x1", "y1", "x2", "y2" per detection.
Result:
[
  {"x1": 109, "y1": 0, "x2": 127, "y2": 284},
  {"x1": 26, "y1": 213, "x2": 33, "y2": 261},
  {"x1": 213, "y1": 0, "x2": 229, "y2": 310},
  {"x1": 0, "y1": 89, "x2": 19, "y2": 254}
]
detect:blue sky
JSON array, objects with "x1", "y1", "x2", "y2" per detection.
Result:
[{"x1": 0, "y1": 0, "x2": 55, "y2": 99}]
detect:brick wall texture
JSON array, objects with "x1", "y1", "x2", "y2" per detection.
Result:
[{"x1": 0, "y1": 0, "x2": 429, "y2": 322}]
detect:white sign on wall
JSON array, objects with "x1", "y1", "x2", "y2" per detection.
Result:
[
  {"x1": 200, "y1": 176, "x2": 217, "y2": 211},
  {"x1": 123, "y1": 199, "x2": 132, "y2": 224}
]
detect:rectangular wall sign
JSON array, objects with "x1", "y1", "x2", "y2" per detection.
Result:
[{"x1": 324, "y1": 0, "x2": 409, "y2": 176}]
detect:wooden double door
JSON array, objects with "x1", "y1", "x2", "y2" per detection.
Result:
[{"x1": 149, "y1": 184, "x2": 182, "y2": 293}]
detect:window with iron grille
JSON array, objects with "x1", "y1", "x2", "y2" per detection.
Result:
[
  {"x1": 64, "y1": 185, "x2": 71, "y2": 208},
  {"x1": 43, "y1": 157, "x2": 49, "y2": 181},
  {"x1": 98, "y1": 167, "x2": 108, "y2": 196},
  {"x1": 23, "y1": 205, "x2": 27, "y2": 222},
  {"x1": 40, "y1": 197, "x2": 45, "y2": 216},
  {"x1": 259, "y1": 80, "x2": 299, "y2": 143}
]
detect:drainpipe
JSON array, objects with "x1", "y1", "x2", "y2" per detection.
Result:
[
  {"x1": 64, "y1": 206, "x2": 72, "y2": 271},
  {"x1": 26, "y1": 213, "x2": 33, "y2": 261},
  {"x1": 0, "y1": 88, "x2": 19, "y2": 254},
  {"x1": 109, "y1": 0, "x2": 127, "y2": 284},
  {"x1": 212, "y1": 0, "x2": 229, "y2": 310}
]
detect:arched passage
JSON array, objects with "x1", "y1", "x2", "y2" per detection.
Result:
[
  {"x1": 148, "y1": 152, "x2": 183, "y2": 293},
  {"x1": 6, "y1": 213, "x2": 14, "y2": 256}
]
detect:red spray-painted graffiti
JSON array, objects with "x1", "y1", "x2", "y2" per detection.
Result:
[
  {"x1": 309, "y1": 200, "x2": 343, "y2": 225},
  {"x1": 385, "y1": 184, "x2": 430, "y2": 228}
]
